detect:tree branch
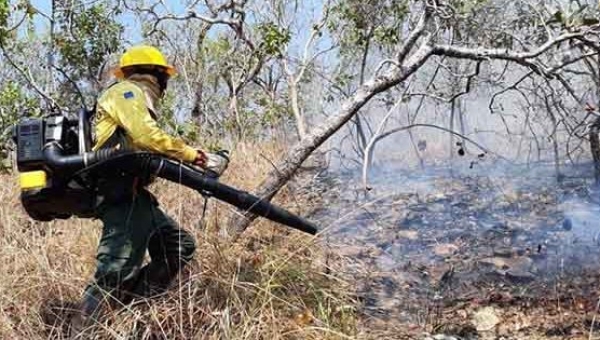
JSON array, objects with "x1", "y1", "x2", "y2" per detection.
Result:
[
  {"x1": 362, "y1": 123, "x2": 504, "y2": 190},
  {"x1": 432, "y1": 30, "x2": 596, "y2": 76},
  {"x1": 0, "y1": 42, "x2": 59, "y2": 111},
  {"x1": 395, "y1": 2, "x2": 431, "y2": 63}
]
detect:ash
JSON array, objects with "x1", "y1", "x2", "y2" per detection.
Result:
[{"x1": 313, "y1": 161, "x2": 600, "y2": 337}]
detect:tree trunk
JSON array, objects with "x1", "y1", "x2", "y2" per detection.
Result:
[
  {"x1": 191, "y1": 23, "x2": 212, "y2": 126},
  {"x1": 594, "y1": 56, "x2": 600, "y2": 183},
  {"x1": 352, "y1": 36, "x2": 373, "y2": 155},
  {"x1": 449, "y1": 97, "x2": 456, "y2": 161},
  {"x1": 591, "y1": 117, "x2": 600, "y2": 184},
  {"x1": 288, "y1": 77, "x2": 308, "y2": 139},
  {"x1": 191, "y1": 80, "x2": 204, "y2": 122},
  {"x1": 229, "y1": 94, "x2": 244, "y2": 139},
  {"x1": 542, "y1": 91, "x2": 563, "y2": 182}
]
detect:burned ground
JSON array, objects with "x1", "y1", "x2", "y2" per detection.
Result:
[{"x1": 314, "y1": 161, "x2": 600, "y2": 339}]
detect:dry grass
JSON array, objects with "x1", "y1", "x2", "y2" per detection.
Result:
[{"x1": 0, "y1": 141, "x2": 357, "y2": 339}]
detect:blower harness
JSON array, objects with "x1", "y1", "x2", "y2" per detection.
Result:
[{"x1": 12, "y1": 110, "x2": 318, "y2": 235}]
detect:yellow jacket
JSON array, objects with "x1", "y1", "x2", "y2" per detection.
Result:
[{"x1": 93, "y1": 80, "x2": 197, "y2": 162}]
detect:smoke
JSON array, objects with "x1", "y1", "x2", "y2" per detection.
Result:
[
  {"x1": 560, "y1": 198, "x2": 600, "y2": 241},
  {"x1": 315, "y1": 155, "x2": 600, "y2": 320}
]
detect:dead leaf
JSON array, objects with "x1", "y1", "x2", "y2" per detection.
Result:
[
  {"x1": 294, "y1": 309, "x2": 313, "y2": 325},
  {"x1": 473, "y1": 306, "x2": 501, "y2": 331},
  {"x1": 478, "y1": 256, "x2": 533, "y2": 271},
  {"x1": 397, "y1": 230, "x2": 419, "y2": 240},
  {"x1": 337, "y1": 246, "x2": 364, "y2": 257},
  {"x1": 433, "y1": 243, "x2": 459, "y2": 256}
]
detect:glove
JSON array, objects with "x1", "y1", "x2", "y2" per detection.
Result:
[
  {"x1": 193, "y1": 150, "x2": 208, "y2": 167},
  {"x1": 204, "y1": 150, "x2": 230, "y2": 178}
]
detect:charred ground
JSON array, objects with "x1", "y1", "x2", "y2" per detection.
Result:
[{"x1": 315, "y1": 161, "x2": 600, "y2": 339}]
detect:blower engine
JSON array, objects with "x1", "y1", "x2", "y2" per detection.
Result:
[
  {"x1": 12, "y1": 110, "x2": 318, "y2": 235},
  {"x1": 14, "y1": 110, "x2": 97, "y2": 220}
]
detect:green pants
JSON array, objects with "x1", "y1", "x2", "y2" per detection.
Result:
[{"x1": 87, "y1": 187, "x2": 196, "y2": 304}]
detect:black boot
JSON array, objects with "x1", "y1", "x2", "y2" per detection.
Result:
[
  {"x1": 67, "y1": 288, "x2": 104, "y2": 339},
  {"x1": 127, "y1": 259, "x2": 182, "y2": 299},
  {"x1": 125, "y1": 224, "x2": 195, "y2": 300}
]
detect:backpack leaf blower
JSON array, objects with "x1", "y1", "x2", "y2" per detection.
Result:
[{"x1": 12, "y1": 110, "x2": 318, "y2": 235}]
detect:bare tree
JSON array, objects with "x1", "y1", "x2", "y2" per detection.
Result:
[{"x1": 226, "y1": 1, "x2": 600, "y2": 240}]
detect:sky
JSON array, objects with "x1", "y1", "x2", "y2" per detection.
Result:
[
  {"x1": 29, "y1": 0, "x2": 144, "y2": 44},
  {"x1": 27, "y1": 0, "x2": 325, "y2": 51}
]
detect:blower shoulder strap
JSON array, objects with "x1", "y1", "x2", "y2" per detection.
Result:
[{"x1": 92, "y1": 81, "x2": 130, "y2": 151}]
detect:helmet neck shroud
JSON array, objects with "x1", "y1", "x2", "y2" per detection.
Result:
[{"x1": 122, "y1": 66, "x2": 170, "y2": 95}]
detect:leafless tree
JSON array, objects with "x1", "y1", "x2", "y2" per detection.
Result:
[{"x1": 225, "y1": 0, "x2": 600, "y2": 240}]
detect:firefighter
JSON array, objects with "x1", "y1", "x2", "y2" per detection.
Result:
[{"x1": 69, "y1": 45, "x2": 226, "y2": 336}]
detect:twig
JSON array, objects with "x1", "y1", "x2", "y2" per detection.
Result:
[
  {"x1": 395, "y1": 3, "x2": 431, "y2": 64},
  {"x1": 52, "y1": 65, "x2": 87, "y2": 109},
  {"x1": 0, "y1": 42, "x2": 59, "y2": 111}
]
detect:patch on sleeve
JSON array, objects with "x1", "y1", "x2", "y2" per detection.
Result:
[{"x1": 123, "y1": 91, "x2": 135, "y2": 99}]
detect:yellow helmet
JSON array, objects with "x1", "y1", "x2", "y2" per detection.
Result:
[{"x1": 113, "y1": 45, "x2": 176, "y2": 78}]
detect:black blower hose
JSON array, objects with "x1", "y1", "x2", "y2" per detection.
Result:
[{"x1": 43, "y1": 143, "x2": 318, "y2": 235}]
